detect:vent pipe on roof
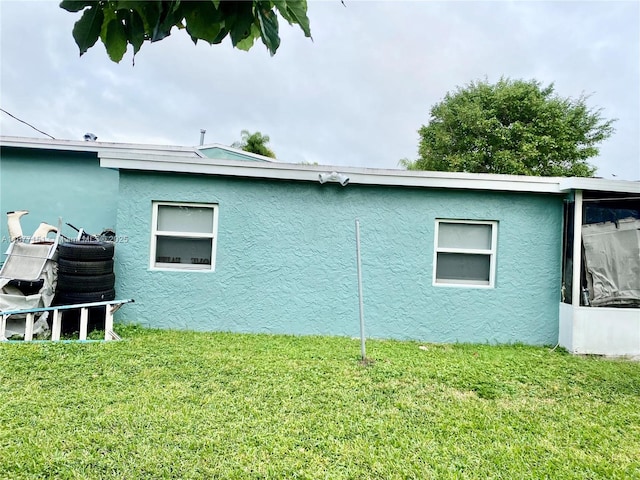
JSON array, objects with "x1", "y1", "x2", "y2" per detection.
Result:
[{"x1": 199, "y1": 129, "x2": 206, "y2": 146}]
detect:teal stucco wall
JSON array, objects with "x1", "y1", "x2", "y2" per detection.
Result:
[
  {"x1": 115, "y1": 171, "x2": 563, "y2": 345},
  {"x1": 0, "y1": 147, "x2": 118, "y2": 250}
]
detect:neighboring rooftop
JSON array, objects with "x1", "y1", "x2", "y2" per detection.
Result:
[{"x1": 0, "y1": 136, "x2": 278, "y2": 162}]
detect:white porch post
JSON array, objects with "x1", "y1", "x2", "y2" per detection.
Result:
[{"x1": 571, "y1": 190, "x2": 583, "y2": 307}]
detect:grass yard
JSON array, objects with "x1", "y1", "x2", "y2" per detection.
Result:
[{"x1": 0, "y1": 325, "x2": 639, "y2": 479}]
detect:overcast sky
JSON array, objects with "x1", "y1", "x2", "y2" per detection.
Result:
[{"x1": 1, "y1": 1, "x2": 638, "y2": 180}]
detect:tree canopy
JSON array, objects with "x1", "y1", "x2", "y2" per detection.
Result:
[
  {"x1": 59, "y1": 0, "x2": 312, "y2": 63},
  {"x1": 402, "y1": 78, "x2": 615, "y2": 177},
  {"x1": 232, "y1": 130, "x2": 276, "y2": 158}
]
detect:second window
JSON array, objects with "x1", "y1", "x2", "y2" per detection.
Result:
[{"x1": 433, "y1": 219, "x2": 497, "y2": 287}]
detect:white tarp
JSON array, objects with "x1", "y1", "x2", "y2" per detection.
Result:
[
  {"x1": 0, "y1": 243, "x2": 58, "y2": 339},
  {"x1": 582, "y1": 217, "x2": 640, "y2": 307}
]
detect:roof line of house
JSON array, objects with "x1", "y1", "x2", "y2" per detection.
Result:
[
  {"x1": 199, "y1": 143, "x2": 279, "y2": 162},
  {"x1": 0, "y1": 135, "x2": 279, "y2": 163},
  {"x1": 3, "y1": 136, "x2": 638, "y2": 195},
  {"x1": 0, "y1": 135, "x2": 205, "y2": 157},
  {"x1": 98, "y1": 150, "x2": 640, "y2": 195}
]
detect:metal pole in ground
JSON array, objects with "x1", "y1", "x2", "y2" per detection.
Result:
[{"x1": 355, "y1": 219, "x2": 366, "y2": 361}]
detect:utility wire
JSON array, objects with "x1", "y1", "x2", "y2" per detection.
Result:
[{"x1": 0, "y1": 107, "x2": 56, "y2": 139}]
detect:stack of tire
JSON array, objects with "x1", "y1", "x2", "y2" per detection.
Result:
[{"x1": 54, "y1": 241, "x2": 115, "y2": 333}]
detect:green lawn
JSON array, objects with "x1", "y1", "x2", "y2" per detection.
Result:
[{"x1": 1, "y1": 325, "x2": 638, "y2": 479}]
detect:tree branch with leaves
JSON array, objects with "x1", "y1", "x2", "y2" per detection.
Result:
[{"x1": 60, "y1": 0, "x2": 312, "y2": 63}]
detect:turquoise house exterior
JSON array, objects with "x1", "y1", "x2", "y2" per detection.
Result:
[
  {"x1": 0, "y1": 138, "x2": 271, "y2": 245},
  {"x1": 0, "y1": 144, "x2": 118, "y2": 245},
  {"x1": 114, "y1": 171, "x2": 562, "y2": 344},
  {"x1": 2, "y1": 136, "x2": 638, "y2": 350}
]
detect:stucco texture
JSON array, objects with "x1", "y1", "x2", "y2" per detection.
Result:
[
  {"x1": 115, "y1": 171, "x2": 562, "y2": 345},
  {"x1": 0, "y1": 148, "x2": 118, "y2": 246}
]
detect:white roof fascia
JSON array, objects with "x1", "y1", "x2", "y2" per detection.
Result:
[
  {"x1": 198, "y1": 143, "x2": 279, "y2": 162},
  {"x1": 99, "y1": 151, "x2": 567, "y2": 194},
  {"x1": 8, "y1": 136, "x2": 636, "y2": 195},
  {"x1": 558, "y1": 177, "x2": 640, "y2": 194},
  {"x1": 0, "y1": 136, "x2": 203, "y2": 158}
]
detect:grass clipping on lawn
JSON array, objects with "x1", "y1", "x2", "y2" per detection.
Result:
[{"x1": 0, "y1": 326, "x2": 639, "y2": 479}]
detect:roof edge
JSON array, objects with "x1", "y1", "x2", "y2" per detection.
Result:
[
  {"x1": 0, "y1": 135, "x2": 202, "y2": 157},
  {"x1": 99, "y1": 151, "x2": 569, "y2": 194},
  {"x1": 5, "y1": 136, "x2": 638, "y2": 195},
  {"x1": 558, "y1": 177, "x2": 640, "y2": 194},
  {"x1": 197, "y1": 143, "x2": 279, "y2": 162}
]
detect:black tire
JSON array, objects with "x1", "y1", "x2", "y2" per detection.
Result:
[
  {"x1": 57, "y1": 258, "x2": 114, "y2": 275},
  {"x1": 58, "y1": 241, "x2": 114, "y2": 261},
  {"x1": 57, "y1": 273, "x2": 115, "y2": 293},
  {"x1": 55, "y1": 289, "x2": 116, "y2": 305}
]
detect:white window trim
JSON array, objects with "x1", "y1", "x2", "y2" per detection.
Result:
[
  {"x1": 432, "y1": 219, "x2": 498, "y2": 288},
  {"x1": 150, "y1": 201, "x2": 219, "y2": 272}
]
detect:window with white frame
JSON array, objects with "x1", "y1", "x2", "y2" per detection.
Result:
[
  {"x1": 150, "y1": 202, "x2": 218, "y2": 271},
  {"x1": 433, "y1": 220, "x2": 497, "y2": 287}
]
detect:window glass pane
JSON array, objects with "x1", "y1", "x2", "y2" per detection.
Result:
[
  {"x1": 157, "y1": 205, "x2": 213, "y2": 233},
  {"x1": 436, "y1": 253, "x2": 490, "y2": 283},
  {"x1": 155, "y1": 236, "x2": 212, "y2": 267},
  {"x1": 438, "y1": 223, "x2": 492, "y2": 250}
]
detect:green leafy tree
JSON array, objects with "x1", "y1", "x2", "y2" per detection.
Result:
[
  {"x1": 232, "y1": 130, "x2": 276, "y2": 158},
  {"x1": 59, "y1": 0, "x2": 312, "y2": 63},
  {"x1": 402, "y1": 78, "x2": 615, "y2": 177}
]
